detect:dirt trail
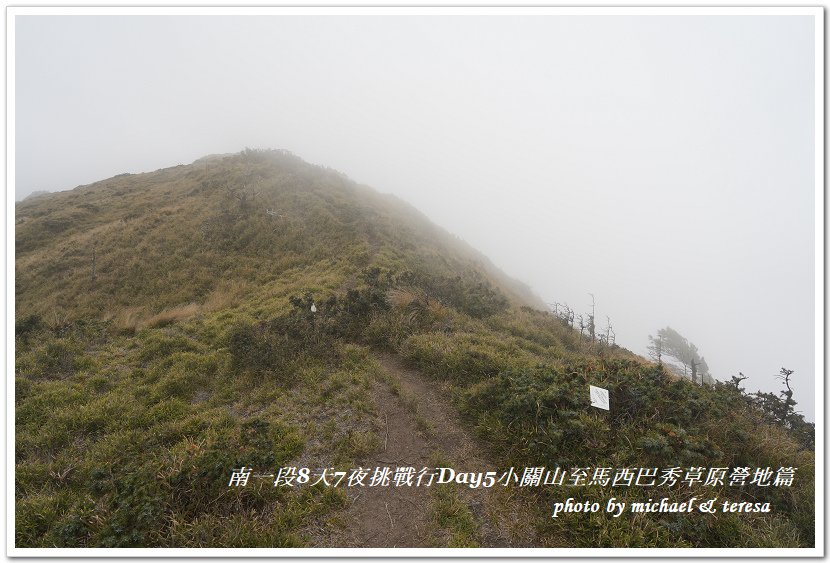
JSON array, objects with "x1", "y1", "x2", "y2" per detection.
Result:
[{"x1": 313, "y1": 352, "x2": 538, "y2": 548}]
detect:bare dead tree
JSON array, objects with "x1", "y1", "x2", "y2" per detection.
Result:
[
  {"x1": 549, "y1": 302, "x2": 560, "y2": 317},
  {"x1": 576, "y1": 314, "x2": 586, "y2": 337},
  {"x1": 588, "y1": 293, "x2": 596, "y2": 342},
  {"x1": 775, "y1": 367, "x2": 795, "y2": 422},
  {"x1": 728, "y1": 372, "x2": 748, "y2": 390},
  {"x1": 607, "y1": 317, "x2": 615, "y2": 346},
  {"x1": 562, "y1": 303, "x2": 574, "y2": 327}
]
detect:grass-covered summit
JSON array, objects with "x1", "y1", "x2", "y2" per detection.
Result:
[
  {"x1": 15, "y1": 149, "x2": 814, "y2": 548},
  {"x1": 16, "y1": 148, "x2": 542, "y2": 324}
]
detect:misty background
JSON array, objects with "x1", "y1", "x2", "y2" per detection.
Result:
[{"x1": 14, "y1": 14, "x2": 817, "y2": 419}]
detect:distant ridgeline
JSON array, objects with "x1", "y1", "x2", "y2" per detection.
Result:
[{"x1": 15, "y1": 148, "x2": 814, "y2": 548}]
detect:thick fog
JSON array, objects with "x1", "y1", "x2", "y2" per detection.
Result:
[{"x1": 14, "y1": 13, "x2": 818, "y2": 419}]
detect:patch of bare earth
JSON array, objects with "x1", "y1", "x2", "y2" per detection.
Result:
[{"x1": 311, "y1": 352, "x2": 539, "y2": 548}]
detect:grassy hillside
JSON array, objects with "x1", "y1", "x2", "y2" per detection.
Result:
[
  {"x1": 16, "y1": 148, "x2": 542, "y2": 324},
  {"x1": 15, "y1": 149, "x2": 814, "y2": 548}
]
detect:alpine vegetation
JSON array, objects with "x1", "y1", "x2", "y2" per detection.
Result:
[{"x1": 15, "y1": 149, "x2": 814, "y2": 548}]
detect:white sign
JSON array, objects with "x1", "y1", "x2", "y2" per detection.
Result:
[{"x1": 589, "y1": 385, "x2": 609, "y2": 411}]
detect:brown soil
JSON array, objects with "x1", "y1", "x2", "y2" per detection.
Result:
[{"x1": 311, "y1": 352, "x2": 539, "y2": 548}]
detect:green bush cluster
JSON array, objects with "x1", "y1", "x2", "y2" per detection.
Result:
[
  {"x1": 397, "y1": 269, "x2": 509, "y2": 318},
  {"x1": 400, "y1": 333, "x2": 813, "y2": 547}
]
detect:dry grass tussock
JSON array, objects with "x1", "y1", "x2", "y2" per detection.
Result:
[
  {"x1": 110, "y1": 302, "x2": 200, "y2": 331},
  {"x1": 109, "y1": 280, "x2": 251, "y2": 331},
  {"x1": 144, "y1": 303, "x2": 201, "y2": 328}
]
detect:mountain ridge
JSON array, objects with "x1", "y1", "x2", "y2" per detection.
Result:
[
  {"x1": 15, "y1": 148, "x2": 545, "y2": 324},
  {"x1": 14, "y1": 148, "x2": 814, "y2": 549}
]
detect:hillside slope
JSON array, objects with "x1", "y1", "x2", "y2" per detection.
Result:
[
  {"x1": 15, "y1": 149, "x2": 814, "y2": 549},
  {"x1": 16, "y1": 148, "x2": 543, "y2": 323}
]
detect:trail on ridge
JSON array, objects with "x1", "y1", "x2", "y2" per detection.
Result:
[{"x1": 312, "y1": 353, "x2": 541, "y2": 548}]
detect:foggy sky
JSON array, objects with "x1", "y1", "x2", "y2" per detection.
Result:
[{"x1": 14, "y1": 12, "x2": 819, "y2": 419}]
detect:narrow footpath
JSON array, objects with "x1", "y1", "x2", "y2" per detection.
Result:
[{"x1": 313, "y1": 352, "x2": 540, "y2": 548}]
